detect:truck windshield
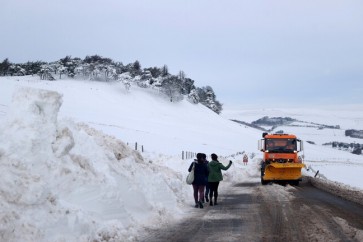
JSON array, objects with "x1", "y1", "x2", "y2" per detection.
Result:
[{"x1": 265, "y1": 138, "x2": 296, "y2": 153}]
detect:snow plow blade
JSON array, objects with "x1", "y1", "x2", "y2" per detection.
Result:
[{"x1": 263, "y1": 163, "x2": 305, "y2": 181}]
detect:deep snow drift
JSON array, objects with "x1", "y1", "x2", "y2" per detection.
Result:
[{"x1": 0, "y1": 87, "x2": 191, "y2": 241}]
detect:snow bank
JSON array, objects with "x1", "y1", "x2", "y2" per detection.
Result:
[
  {"x1": 333, "y1": 217, "x2": 363, "y2": 241},
  {"x1": 221, "y1": 154, "x2": 261, "y2": 184},
  {"x1": 0, "y1": 87, "x2": 189, "y2": 242}
]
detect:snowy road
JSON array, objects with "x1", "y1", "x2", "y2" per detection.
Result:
[{"x1": 139, "y1": 181, "x2": 363, "y2": 242}]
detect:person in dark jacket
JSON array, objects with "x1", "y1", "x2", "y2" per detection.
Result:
[
  {"x1": 208, "y1": 153, "x2": 232, "y2": 206},
  {"x1": 201, "y1": 153, "x2": 210, "y2": 203},
  {"x1": 188, "y1": 153, "x2": 209, "y2": 208}
]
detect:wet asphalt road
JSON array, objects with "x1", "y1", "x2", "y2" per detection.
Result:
[{"x1": 139, "y1": 180, "x2": 363, "y2": 242}]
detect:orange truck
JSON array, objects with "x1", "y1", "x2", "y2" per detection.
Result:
[{"x1": 258, "y1": 133, "x2": 305, "y2": 185}]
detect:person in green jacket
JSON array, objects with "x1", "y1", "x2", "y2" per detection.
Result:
[{"x1": 207, "y1": 153, "x2": 232, "y2": 206}]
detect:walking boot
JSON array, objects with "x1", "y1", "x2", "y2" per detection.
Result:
[
  {"x1": 199, "y1": 201, "x2": 204, "y2": 209},
  {"x1": 214, "y1": 197, "x2": 218, "y2": 205}
]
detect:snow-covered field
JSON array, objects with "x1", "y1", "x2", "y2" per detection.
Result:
[{"x1": 0, "y1": 76, "x2": 363, "y2": 241}]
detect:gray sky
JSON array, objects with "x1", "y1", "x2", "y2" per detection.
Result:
[{"x1": 1, "y1": 0, "x2": 363, "y2": 107}]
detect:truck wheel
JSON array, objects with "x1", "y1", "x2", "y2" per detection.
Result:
[
  {"x1": 261, "y1": 178, "x2": 268, "y2": 185},
  {"x1": 261, "y1": 166, "x2": 268, "y2": 185}
]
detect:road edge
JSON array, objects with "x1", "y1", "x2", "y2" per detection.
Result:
[{"x1": 306, "y1": 176, "x2": 363, "y2": 207}]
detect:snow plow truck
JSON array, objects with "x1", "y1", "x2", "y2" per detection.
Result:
[{"x1": 258, "y1": 133, "x2": 305, "y2": 185}]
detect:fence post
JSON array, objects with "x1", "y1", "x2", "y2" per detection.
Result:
[
  {"x1": 314, "y1": 170, "x2": 320, "y2": 178},
  {"x1": 182, "y1": 151, "x2": 184, "y2": 160},
  {"x1": 142, "y1": 145, "x2": 144, "y2": 152},
  {"x1": 135, "y1": 142, "x2": 137, "y2": 151}
]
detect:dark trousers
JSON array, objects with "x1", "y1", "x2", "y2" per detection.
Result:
[
  {"x1": 192, "y1": 185, "x2": 205, "y2": 204},
  {"x1": 208, "y1": 182, "x2": 220, "y2": 201},
  {"x1": 205, "y1": 183, "x2": 210, "y2": 198}
]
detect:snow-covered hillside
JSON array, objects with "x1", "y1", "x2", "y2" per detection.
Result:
[
  {"x1": 0, "y1": 76, "x2": 363, "y2": 241},
  {"x1": 0, "y1": 76, "x2": 260, "y2": 156}
]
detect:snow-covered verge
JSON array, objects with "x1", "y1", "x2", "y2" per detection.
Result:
[{"x1": 0, "y1": 87, "x2": 192, "y2": 241}]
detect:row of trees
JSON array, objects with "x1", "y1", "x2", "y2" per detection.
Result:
[
  {"x1": 0, "y1": 56, "x2": 223, "y2": 114},
  {"x1": 0, "y1": 58, "x2": 45, "y2": 76},
  {"x1": 324, "y1": 141, "x2": 362, "y2": 155},
  {"x1": 345, "y1": 129, "x2": 363, "y2": 139}
]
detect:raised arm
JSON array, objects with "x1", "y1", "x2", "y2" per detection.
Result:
[{"x1": 219, "y1": 160, "x2": 232, "y2": 170}]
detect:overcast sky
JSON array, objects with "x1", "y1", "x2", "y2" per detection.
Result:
[{"x1": 1, "y1": 0, "x2": 363, "y2": 107}]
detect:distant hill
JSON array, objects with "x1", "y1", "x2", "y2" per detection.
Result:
[{"x1": 252, "y1": 116, "x2": 296, "y2": 126}]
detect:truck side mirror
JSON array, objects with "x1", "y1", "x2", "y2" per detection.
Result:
[
  {"x1": 258, "y1": 139, "x2": 265, "y2": 151},
  {"x1": 297, "y1": 139, "x2": 303, "y2": 152}
]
